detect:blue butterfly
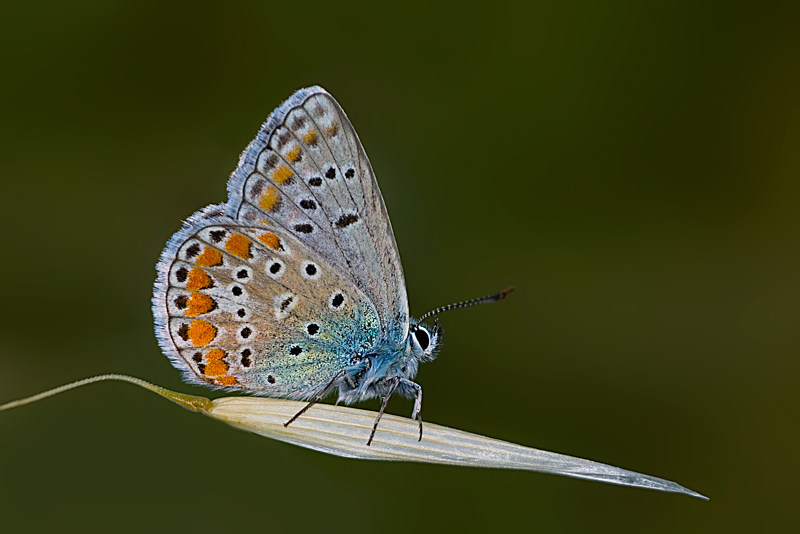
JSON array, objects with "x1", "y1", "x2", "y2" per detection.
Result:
[{"x1": 153, "y1": 86, "x2": 512, "y2": 444}]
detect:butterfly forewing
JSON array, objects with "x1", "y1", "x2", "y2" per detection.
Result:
[
  {"x1": 154, "y1": 217, "x2": 381, "y2": 399},
  {"x1": 225, "y1": 87, "x2": 409, "y2": 341}
]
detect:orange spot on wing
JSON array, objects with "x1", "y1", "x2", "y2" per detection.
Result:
[
  {"x1": 204, "y1": 360, "x2": 228, "y2": 377},
  {"x1": 225, "y1": 233, "x2": 252, "y2": 259},
  {"x1": 216, "y1": 376, "x2": 238, "y2": 386},
  {"x1": 185, "y1": 293, "x2": 215, "y2": 317},
  {"x1": 186, "y1": 268, "x2": 212, "y2": 290},
  {"x1": 195, "y1": 247, "x2": 223, "y2": 267},
  {"x1": 325, "y1": 121, "x2": 338, "y2": 137},
  {"x1": 286, "y1": 145, "x2": 301, "y2": 163},
  {"x1": 257, "y1": 232, "x2": 283, "y2": 251},
  {"x1": 272, "y1": 164, "x2": 293, "y2": 184},
  {"x1": 259, "y1": 186, "x2": 281, "y2": 212},
  {"x1": 301, "y1": 130, "x2": 317, "y2": 145},
  {"x1": 205, "y1": 348, "x2": 226, "y2": 361},
  {"x1": 188, "y1": 320, "x2": 216, "y2": 347}
]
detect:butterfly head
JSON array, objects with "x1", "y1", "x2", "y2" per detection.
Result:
[{"x1": 408, "y1": 319, "x2": 442, "y2": 363}]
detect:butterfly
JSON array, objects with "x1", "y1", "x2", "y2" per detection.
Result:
[{"x1": 152, "y1": 86, "x2": 512, "y2": 445}]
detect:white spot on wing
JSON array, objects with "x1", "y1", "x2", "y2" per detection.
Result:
[
  {"x1": 233, "y1": 266, "x2": 253, "y2": 283},
  {"x1": 274, "y1": 292, "x2": 298, "y2": 321},
  {"x1": 301, "y1": 260, "x2": 321, "y2": 280},
  {"x1": 328, "y1": 290, "x2": 348, "y2": 311},
  {"x1": 266, "y1": 258, "x2": 285, "y2": 279}
]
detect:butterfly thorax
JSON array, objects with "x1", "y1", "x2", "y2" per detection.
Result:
[{"x1": 336, "y1": 318, "x2": 441, "y2": 404}]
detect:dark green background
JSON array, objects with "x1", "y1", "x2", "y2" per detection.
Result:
[{"x1": 1, "y1": 1, "x2": 797, "y2": 532}]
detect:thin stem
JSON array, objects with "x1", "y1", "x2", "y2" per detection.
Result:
[{"x1": 0, "y1": 374, "x2": 212, "y2": 414}]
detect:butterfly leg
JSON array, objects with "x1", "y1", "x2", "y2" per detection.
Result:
[
  {"x1": 400, "y1": 379, "x2": 423, "y2": 441},
  {"x1": 284, "y1": 369, "x2": 346, "y2": 428},
  {"x1": 366, "y1": 377, "x2": 400, "y2": 447}
]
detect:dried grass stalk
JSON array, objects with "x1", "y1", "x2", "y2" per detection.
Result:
[{"x1": 1, "y1": 375, "x2": 707, "y2": 500}]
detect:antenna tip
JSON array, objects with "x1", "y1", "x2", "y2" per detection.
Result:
[{"x1": 498, "y1": 286, "x2": 515, "y2": 299}]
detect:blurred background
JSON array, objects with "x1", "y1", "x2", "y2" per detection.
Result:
[{"x1": 1, "y1": 1, "x2": 797, "y2": 532}]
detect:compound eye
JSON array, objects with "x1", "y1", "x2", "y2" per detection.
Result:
[{"x1": 414, "y1": 327, "x2": 430, "y2": 350}]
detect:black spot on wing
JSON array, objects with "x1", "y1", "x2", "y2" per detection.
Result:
[
  {"x1": 276, "y1": 131, "x2": 291, "y2": 149},
  {"x1": 185, "y1": 243, "x2": 201, "y2": 259},
  {"x1": 250, "y1": 179, "x2": 264, "y2": 198},
  {"x1": 264, "y1": 154, "x2": 279, "y2": 169},
  {"x1": 334, "y1": 213, "x2": 359, "y2": 229},
  {"x1": 177, "y1": 324, "x2": 189, "y2": 341},
  {"x1": 291, "y1": 115, "x2": 306, "y2": 129},
  {"x1": 209, "y1": 230, "x2": 226, "y2": 243}
]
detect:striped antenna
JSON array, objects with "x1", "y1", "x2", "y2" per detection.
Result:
[{"x1": 417, "y1": 286, "x2": 515, "y2": 323}]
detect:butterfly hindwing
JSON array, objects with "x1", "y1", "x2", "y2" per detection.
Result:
[
  {"x1": 225, "y1": 86, "x2": 409, "y2": 341},
  {"x1": 153, "y1": 213, "x2": 381, "y2": 399}
]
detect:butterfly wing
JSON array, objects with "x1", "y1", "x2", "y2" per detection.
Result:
[
  {"x1": 153, "y1": 208, "x2": 381, "y2": 399},
  {"x1": 225, "y1": 86, "x2": 409, "y2": 342}
]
